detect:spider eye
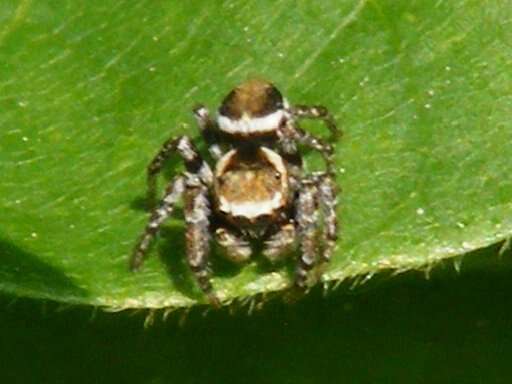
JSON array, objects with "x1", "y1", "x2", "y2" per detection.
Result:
[{"x1": 274, "y1": 172, "x2": 281, "y2": 180}]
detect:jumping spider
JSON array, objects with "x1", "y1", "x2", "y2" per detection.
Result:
[{"x1": 130, "y1": 79, "x2": 341, "y2": 306}]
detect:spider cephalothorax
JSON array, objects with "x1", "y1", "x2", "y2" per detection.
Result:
[
  {"x1": 131, "y1": 79, "x2": 341, "y2": 306},
  {"x1": 217, "y1": 79, "x2": 286, "y2": 137}
]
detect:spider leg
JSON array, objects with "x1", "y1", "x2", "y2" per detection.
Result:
[
  {"x1": 288, "y1": 122, "x2": 336, "y2": 174},
  {"x1": 295, "y1": 178, "x2": 320, "y2": 289},
  {"x1": 277, "y1": 115, "x2": 337, "y2": 175},
  {"x1": 193, "y1": 104, "x2": 224, "y2": 160},
  {"x1": 130, "y1": 176, "x2": 186, "y2": 271},
  {"x1": 146, "y1": 135, "x2": 212, "y2": 209},
  {"x1": 215, "y1": 227, "x2": 252, "y2": 264},
  {"x1": 289, "y1": 104, "x2": 342, "y2": 139},
  {"x1": 317, "y1": 174, "x2": 338, "y2": 264},
  {"x1": 184, "y1": 180, "x2": 220, "y2": 306},
  {"x1": 262, "y1": 222, "x2": 296, "y2": 264}
]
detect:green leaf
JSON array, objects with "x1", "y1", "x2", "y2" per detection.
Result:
[{"x1": 1, "y1": 0, "x2": 511, "y2": 309}]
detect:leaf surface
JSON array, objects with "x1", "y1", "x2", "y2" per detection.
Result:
[{"x1": 0, "y1": 0, "x2": 511, "y2": 308}]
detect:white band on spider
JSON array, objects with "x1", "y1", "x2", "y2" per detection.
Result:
[{"x1": 217, "y1": 109, "x2": 284, "y2": 135}]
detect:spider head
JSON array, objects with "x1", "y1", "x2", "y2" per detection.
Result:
[{"x1": 217, "y1": 79, "x2": 287, "y2": 137}]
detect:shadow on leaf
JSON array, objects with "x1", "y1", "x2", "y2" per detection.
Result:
[
  {"x1": 0, "y1": 238, "x2": 88, "y2": 301},
  {"x1": 156, "y1": 226, "x2": 275, "y2": 301},
  {"x1": 157, "y1": 226, "x2": 203, "y2": 302}
]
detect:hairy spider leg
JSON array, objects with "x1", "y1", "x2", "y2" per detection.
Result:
[
  {"x1": 193, "y1": 105, "x2": 224, "y2": 160},
  {"x1": 130, "y1": 176, "x2": 186, "y2": 271},
  {"x1": 290, "y1": 104, "x2": 342, "y2": 140},
  {"x1": 318, "y1": 175, "x2": 338, "y2": 263},
  {"x1": 295, "y1": 126, "x2": 336, "y2": 174},
  {"x1": 295, "y1": 179, "x2": 320, "y2": 289},
  {"x1": 262, "y1": 222, "x2": 296, "y2": 264},
  {"x1": 215, "y1": 228, "x2": 252, "y2": 264},
  {"x1": 184, "y1": 182, "x2": 220, "y2": 307},
  {"x1": 146, "y1": 136, "x2": 212, "y2": 209},
  {"x1": 278, "y1": 118, "x2": 337, "y2": 175}
]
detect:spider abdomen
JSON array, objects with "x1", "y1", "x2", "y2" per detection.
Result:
[{"x1": 214, "y1": 147, "x2": 290, "y2": 225}]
